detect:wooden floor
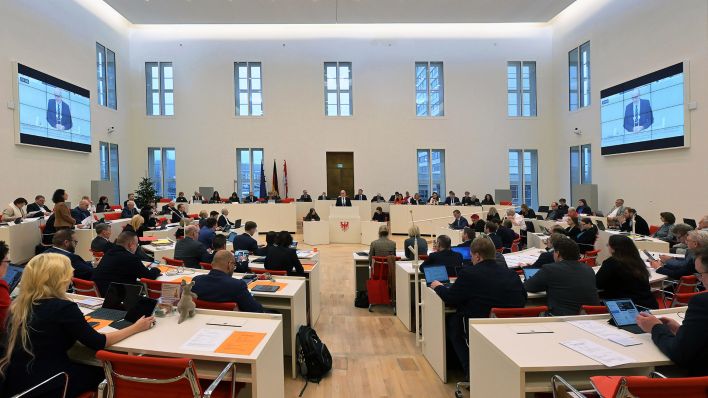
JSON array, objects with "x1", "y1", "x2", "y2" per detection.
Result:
[{"x1": 281, "y1": 233, "x2": 461, "y2": 397}]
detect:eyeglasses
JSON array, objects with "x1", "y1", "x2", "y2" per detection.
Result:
[{"x1": 1, "y1": 260, "x2": 10, "y2": 264}]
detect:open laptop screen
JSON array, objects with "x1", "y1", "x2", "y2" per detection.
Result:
[
  {"x1": 3, "y1": 265, "x2": 23, "y2": 293},
  {"x1": 102, "y1": 283, "x2": 144, "y2": 311},
  {"x1": 423, "y1": 265, "x2": 449, "y2": 285},
  {"x1": 451, "y1": 247, "x2": 471, "y2": 261},
  {"x1": 605, "y1": 299, "x2": 640, "y2": 327},
  {"x1": 522, "y1": 268, "x2": 540, "y2": 280}
]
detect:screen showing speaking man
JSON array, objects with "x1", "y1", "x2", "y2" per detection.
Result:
[
  {"x1": 46, "y1": 87, "x2": 73, "y2": 131},
  {"x1": 623, "y1": 88, "x2": 653, "y2": 133}
]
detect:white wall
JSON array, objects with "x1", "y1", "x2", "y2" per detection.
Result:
[
  {"x1": 0, "y1": 0, "x2": 131, "y2": 205},
  {"x1": 551, "y1": 0, "x2": 708, "y2": 224},
  {"x1": 125, "y1": 24, "x2": 557, "y2": 204}
]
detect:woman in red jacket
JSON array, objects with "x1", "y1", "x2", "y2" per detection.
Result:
[{"x1": 0, "y1": 241, "x2": 10, "y2": 329}]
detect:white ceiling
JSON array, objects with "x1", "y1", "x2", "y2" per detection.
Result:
[{"x1": 101, "y1": 0, "x2": 576, "y2": 24}]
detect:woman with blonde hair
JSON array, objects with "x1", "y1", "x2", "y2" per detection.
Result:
[
  {"x1": 0, "y1": 253, "x2": 154, "y2": 396},
  {"x1": 126, "y1": 214, "x2": 145, "y2": 237}
]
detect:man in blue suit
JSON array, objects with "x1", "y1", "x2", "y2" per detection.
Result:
[
  {"x1": 45, "y1": 229, "x2": 93, "y2": 280},
  {"x1": 623, "y1": 88, "x2": 653, "y2": 133},
  {"x1": 192, "y1": 251, "x2": 264, "y2": 313},
  {"x1": 46, "y1": 87, "x2": 73, "y2": 130}
]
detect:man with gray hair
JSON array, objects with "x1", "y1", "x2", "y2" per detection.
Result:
[
  {"x1": 46, "y1": 87, "x2": 72, "y2": 130},
  {"x1": 90, "y1": 223, "x2": 114, "y2": 253},
  {"x1": 651, "y1": 230, "x2": 708, "y2": 279},
  {"x1": 699, "y1": 215, "x2": 708, "y2": 231},
  {"x1": 175, "y1": 224, "x2": 213, "y2": 269},
  {"x1": 121, "y1": 200, "x2": 139, "y2": 219},
  {"x1": 368, "y1": 225, "x2": 396, "y2": 263},
  {"x1": 71, "y1": 199, "x2": 91, "y2": 224}
]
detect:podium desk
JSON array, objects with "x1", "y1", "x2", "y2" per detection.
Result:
[
  {"x1": 361, "y1": 221, "x2": 385, "y2": 245},
  {"x1": 69, "y1": 293, "x2": 285, "y2": 398},
  {"x1": 143, "y1": 225, "x2": 179, "y2": 239},
  {"x1": 0, "y1": 218, "x2": 41, "y2": 263},
  {"x1": 329, "y1": 215, "x2": 361, "y2": 244},
  {"x1": 468, "y1": 308, "x2": 684, "y2": 398},
  {"x1": 158, "y1": 269, "x2": 306, "y2": 379},
  {"x1": 596, "y1": 230, "x2": 669, "y2": 263},
  {"x1": 186, "y1": 203, "x2": 296, "y2": 232},
  {"x1": 295, "y1": 201, "x2": 314, "y2": 221},
  {"x1": 313, "y1": 200, "x2": 336, "y2": 220},
  {"x1": 303, "y1": 221, "x2": 330, "y2": 245}
]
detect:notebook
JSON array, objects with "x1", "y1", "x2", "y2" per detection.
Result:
[{"x1": 423, "y1": 265, "x2": 450, "y2": 286}]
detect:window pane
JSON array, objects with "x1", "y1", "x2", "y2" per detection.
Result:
[
  {"x1": 145, "y1": 63, "x2": 157, "y2": 115},
  {"x1": 148, "y1": 148, "x2": 162, "y2": 197},
  {"x1": 525, "y1": 150, "x2": 538, "y2": 209},
  {"x1": 570, "y1": 146, "x2": 580, "y2": 197},
  {"x1": 580, "y1": 41, "x2": 591, "y2": 108},
  {"x1": 417, "y1": 150, "x2": 430, "y2": 199},
  {"x1": 96, "y1": 43, "x2": 106, "y2": 107},
  {"x1": 508, "y1": 150, "x2": 521, "y2": 206},
  {"x1": 99, "y1": 142, "x2": 109, "y2": 181},
  {"x1": 252, "y1": 149, "x2": 263, "y2": 197},
  {"x1": 164, "y1": 148, "x2": 176, "y2": 199},
  {"x1": 581, "y1": 144, "x2": 592, "y2": 184},
  {"x1": 237, "y1": 149, "x2": 251, "y2": 198},
  {"x1": 568, "y1": 48, "x2": 579, "y2": 111},
  {"x1": 106, "y1": 49, "x2": 117, "y2": 109},
  {"x1": 431, "y1": 149, "x2": 445, "y2": 197},
  {"x1": 109, "y1": 143, "x2": 120, "y2": 200}
]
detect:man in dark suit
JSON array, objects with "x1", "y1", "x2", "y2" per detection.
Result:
[
  {"x1": 161, "y1": 201, "x2": 176, "y2": 215},
  {"x1": 524, "y1": 233, "x2": 566, "y2": 268},
  {"x1": 317, "y1": 192, "x2": 329, "y2": 200},
  {"x1": 408, "y1": 193, "x2": 422, "y2": 205},
  {"x1": 174, "y1": 225, "x2": 213, "y2": 269},
  {"x1": 431, "y1": 237, "x2": 527, "y2": 378},
  {"x1": 121, "y1": 201, "x2": 139, "y2": 219},
  {"x1": 243, "y1": 192, "x2": 258, "y2": 203},
  {"x1": 370, "y1": 193, "x2": 385, "y2": 203},
  {"x1": 123, "y1": 193, "x2": 135, "y2": 208},
  {"x1": 45, "y1": 229, "x2": 93, "y2": 280},
  {"x1": 298, "y1": 190, "x2": 312, "y2": 202},
  {"x1": 71, "y1": 200, "x2": 91, "y2": 224},
  {"x1": 455, "y1": 228, "x2": 474, "y2": 248},
  {"x1": 234, "y1": 221, "x2": 260, "y2": 253},
  {"x1": 449, "y1": 210, "x2": 469, "y2": 230},
  {"x1": 557, "y1": 198, "x2": 569, "y2": 217},
  {"x1": 460, "y1": 192, "x2": 478, "y2": 206},
  {"x1": 388, "y1": 192, "x2": 400, "y2": 202},
  {"x1": 623, "y1": 88, "x2": 654, "y2": 133},
  {"x1": 650, "y1": 230, "x2": 707, "y2": 279},
  {"x1": 546, "y1": 202, "x2": 563, "y2": 221},
  {"x1": 171, "y1": 203, "x2": 188, "y2": 223},
  {"x1": 217, "y1": 208, "x2": 232, "y2": 228},
  {"x1": 335, "y1": 190, "x2": 352, "y2": 207},
  {"x1": 421, "y1": 235, "x2": 463, "y2": 277},
  {"x1": 354, "y1": 189, "x2": 367, "y2": 201},
  {"x1": 90, "y1": 223, "x2": 115, "y2": 253},
  {"x1": 192, "y1": 251, "x2": 264, "y2": 312},
  {"x1": 637, "y1": 247, "x2": 708, "y2": 375},
  {"x1": 485, "y1": 222, "x2": 503, "y2": 250},
  {"x1": 619, "y1": 207, "x2": 650, "y2": 236},
  {"x1": 575, "y1": 218, "x2": 598, "y2": 254},
  {"x1": 26, "y1": 195, "x2": 51, "y2": 216},
  {"x1": 444, "y1": 191, "x2": 460, "y2": 206},
  {"x1": 498, "y1": 220, "x2": 519, "y2": 252},
  {"x1": 46, "y1": 88, "x2": 72, "y2": 130},
  {"x1": 92, "y1": 231, "x2": 161, "y2": 296},
  {"x1": 524, "y1": 238, "x2": 600, "y2": 315}
]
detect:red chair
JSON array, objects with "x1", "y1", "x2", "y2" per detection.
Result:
[
  {"x1": 368, "y1": 256, "x2": 393, "y2": 312},
  {"x1": 649, "y1": 225, "x2": 660, "y2": 235},
  {"x1": 418, "y1": 254, "x2": 429, "y2": 261},
  {"x1": 220, "y1": 198, "x2": 230, "y2": 203},
  {"x1": 103, "y1": 212, "x2": 121, "y2": 221},
  {"x1": 490, "y1": 306, "x2": 548, "y2": 318},
  {"x1": 578, "y1": 257, "x2": 596, "y2": 267},
  {"x1": 110, "y1": 205, "x2": 122, "y2": 210},
  {"x1": 71, "y1": 278, "x2": 101, "y2": 297},
  {"x1": 280, "y1": 198, "x2": 294, "y2": 203},
  {"x1": 579, "y1": 305, "x2": 609, "y2": 315},
  {"x1": 552, "y1": 373, "x2": 708, "y2": 398},
  {"x1": 252, "y1": 268, "x2": 287, "y2": 276},
  {"x1": 95, "y1": 350, "x2": 240, "y2": 398},
  {"x1": 511, "y1": 237, "x2": 521, "y2": 253},
  {"x1": 199, "y1": 262, "x2": 213, "y2": 270},
  {"x1": 159, "y1": 198, "x2": 172, "y2": 203},
  {"x1": 140, "y1": 278, "x2": 181, "y2": 299},
  {"x1": 187, "y1": 214, "x2": 199, "y2": 220},
  {"x1": 157, "y1": 217, "x2": 168, "y2": 224},
  {"x1": 500, "y1": 201, "x2": 513, "y2": 206},
  {"x1": 194, "y1": 298, "x2": 239, "y2": 311},
  {"x1": 582, "y1": 249, "x2": 600, "y2": 264},
  {"x1": 164, "y1": 257, "x2": 185, "y2": 268},
  {"x1": 660, "y1": 275, "x2": 701, "y2": 308},
  {"x1": 670, "y1": 291, "x2": 707, "y2": 308},
  {"x1": 496, "y1": 247, "x2": 505, "y2": 254}
]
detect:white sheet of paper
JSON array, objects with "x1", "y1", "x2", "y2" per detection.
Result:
[
  {"x1": 560, "y1": 339, "x2": 635, "y2": 367},
  {"x1": 567, "y1": 320, "x2": 629, "y2": 340},
  {"x1": 510, "y1": 325, "x2": 553, "y2": 334},
  {"x1": 608, "y1": 335, "x2": 642, "y2": 347},
  {"x1": 180, "y1": 328, "x2": 232, "y2": 351},
  {"x1": 75, "y1": 298, "x2": 104, "y2": 308}
]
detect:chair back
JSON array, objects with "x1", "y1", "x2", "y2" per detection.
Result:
[
  {"x1": 252, "y1": 268, "x2": 287, "y2": 276},
  {"x1": 71, "y1": 278, "x2": 101, "y2": 297},
  {"x1": 104, "y1": 212, "x2": 121, "y2": 221},
  {"x1": 194, "y1": 298, "x2": 239, "y2": 311},
  {"x1": 14, "y1": 372, "x2": 69, "y2": 398},
  {"x1": 110, "y1": 205, "x2": 122, "y2": 210},
  {"x1": 579, "y1": 305, "x2": 608, "y2": 315},
  {"x1": 140, "y1": 278, "x2": 180, "y2": 299},
  {"x1": 164, "y1": 257, "x2": 185, "y2": 268},
  {"x1": 96, "y1": 350, "x2": 204, "y2": 397},
  {"x1": 677, "y1": 275, "x2": 700, "y2": 294},
  {"x1": 187, "y1": 214, "x2": 199, "y2": 219},
  {"x1": 578, "y1": 257, "x2": 596, "y2": 267},
  {"x1": 589, "y1": 375, "x2": 708, "y2": 398},
  {"x1": 500, "y1": 201, "x2": 513, "y2": 206},
  {"x1": 511, "y1": 237, "x2": 521, "y2": 253},
  {"x1": 159, "y1": 198, "x2": 172, "y2": 203},
  {"x1": 583, "y1": 249, "x2": 600, "y2": 258},
  {"x1": 490, "y1": 306, "x2": 548, "y2": 318},
  {"x1": 496, "y1": 247, "x2": 505, "y2": 254},
  {"x1": 672, "y1": 291, "x2": 706, "y2": 308},
  {"x1": 370, "y1": 256, "x2": 391, "y2": 281},
  {"x1": 649, "y1": 225, "x2": 660, "y2": 235},
  {"x1": 199, "y1": 262, "x2": 213, "y2": 270},
  {"x1": 418, "y1": 254, "x2": 429, "y2": 261}
]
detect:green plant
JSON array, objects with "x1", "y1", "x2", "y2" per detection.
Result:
[{"x1": 135, "y1": 177, "x2": 158, "y2": 209}]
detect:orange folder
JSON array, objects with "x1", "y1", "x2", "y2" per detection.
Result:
[{"x1": 215, "y1": 331, "x2": 266, "y2": 356}]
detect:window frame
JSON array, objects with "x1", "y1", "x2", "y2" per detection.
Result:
[
  {"x1": 508, "y1": 149, "x2": 539, "y2": 210},
  {"x1": 507, "y1": 61, "x2": 537, "y2": 117},
  {"x1": 324, "y1": 62, "x2": 353, "y2": 117},
  {"x1": 96, "y1": 42, "x2": 117, "y2": 110},
  {"x1": 236, "y1": 148, "x2": 264, "y2": 198},
  {"x1": 234, "y1": 62, "x2": 263, "y2": 116},
  {"x1": 569, "y1": 144, "x2": 592, "y2": 201},
  {"x1": 568, "y1": 41, "x2": 591, "y2": 111},
  {"x1": 417, "y1": 149, "x2": 446, "y2": 199},
  {"x1": 148, "y1": 147, "x2": 176, "y2": 199},
  {"x1": 99, "y1": 141, "x2": 120, "y2": 200},
  {"x1": 145, "y1": 62, "x2": 174, "y2": 116},
  {"x1": 415, "y1": 61, "x2": 445, "y2": 117}
]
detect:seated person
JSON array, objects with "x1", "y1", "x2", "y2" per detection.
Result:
[
  {"x1": 160, "y1": 201, "x2": 176, "y2": 216},
  {"x1": 485, "y1": 222, "x2": 503, "y2": 250},
  {"x1": 653, "y1": 211, "x2": 676, "y2": 242},
  {"x1": 421, "y1": 235, "x2": 463, "y2": 277},
  {"x1": 212, "y1": 234, "x2": 227, "y2": 252},
  {"x1": 370, "y1": 193, "x2": 385, "y2": 203},
  {"x1": 198, "y1": 218, "x2": 218, "y2": 248},
  {"x1": 596, "y1": 235, "x2": 658, "y2": 309},
  {"x1": 124, "y1": 215, "x2": 146, "y2": 238},
  {"x1": 192, "y1": 191, "x2": 204, "y2": 202},
  {"x1": 388, "y1": 192, "x2": 401, "y2": 202},
  {"x1": 172, "y1": 203, "x2": 189, "y2": 223},
  {"x1": 455, "y1": 227, "x2": 475, "y2": 248},
  {"x1": 266, "y1": 191, "x2": 281, "y2": 202},
  {"x1": 175, "y1": 225, "x2": 213, "y2": 269},
  {"x1": 430, "y1": 237, "x2": 526, "y2": 378},
  {"x1": 217, "y1": 208, "x2": 232, "y2": 228},
  {"x1": 444, "y1": 191, "x2": 460, "y2": 206},
  {"x1": 575, "y1": 217, "x2": 598, "y2": 254},
  {"x1": 486, "y1": 207, "x2": 501, "y2": 223},
  {"x1": 393, "y1": 193, "x2": 407, "y2": 205},
  {"x1": 605, "y1": 198, "x2": 625, "y2": 226},
  {"x1": 524, "y1": 238, "x2": 600, "y2": 315},
  {"x1": 175, "y1": 192, "x2": 189, "y2": 203},
  {"x1": 228, "y1": 192, "x2": 240, "y2": 203},
  {"x1": 209, "y1": 191, "x2": 222, "y2": 204},
  {"x1": 619, "y1": 207, "x2": 650, "y2": 236},
  {"x1": 70, "y1": 200, "x2": 92, "y2": 224},
  {"x1": 92, "y1": 231, "x2": 161, "y2": 296},
  {"x1": 317, "y1": 192, "x2": 328, "y2": 200},
  {"x1": 26, "y1": 195, "x2": 51, "y2": 216},
  {"x1": 368, "y1": 225, "x2": 396, "y2": 264},
  {"x1": 257, "y1": 231, "x2": 277, "y2": 258},
  {"x1": 354, "y1": 189, "x2": 367, "y2": 201},
  {"x1": 557, "y1": 198, "x2": 569, "y2": 215},
  {"x1": 650, "y1": 230, "x2": 708, "y2": 279},
  {"x1": 404, "y1": 225, "x2": 428, "y2": 260},
  {"x1": 95, "y1": 196, "x2": 111, "y2": 213},
  {"x1": 427, "y1": 192, "x2": 440, "y2": 205},
  {"x1": 0, "y1": 253, "x2": 154, "y2": 397},
  {"x1": 2, "y1": 197, "x2": 28, "y2": 222},
  {"x1": 545, "y1": 202, "x2": 562, "y2": 221},
  {"x1": 481, "y1": 194, "x2": 495, "y2": 205},
  {"x1": 264, "y1": 231, "x2": 305, "y2": 276},
  {"x1": 90, "y1": 223, "x2": 115, "y2": 253},
  {"x1": 470, "y1": 214, "x2": 485, "y2": 232},
  {"x1": 449, "y1": 209, "x2": 469, "y2": 230},
  {"x1": 139, "y1": 205, "x2": 157, "y2": 229},
  {"x1": 121, "y1": 200, "x2": 139, "y2": 219},
  {"x1": 519, "y1": 204, "x2": 536, "y2": 219},
  {"x1": 498, "y1": 220, "x2": 519, "y2": 252},
  {"x1": 44, "y1": 229, "x2": 93, "y2": 280},
  {"x1": 636, "y1": 247, "x2": 708, "y2": 376},
  {"x1": 576, "y1": 198, "x2": 592, "y2": 215},
  {"x1": 234, "y1": 221, "x2": 260, "y2": 253},
  {"x1": 192, "y1": 251, "x2": 264, "y2": 312},
  {"x1": 700, "y1": 216, "x2": 708, "y2": 231},
  {"x1": 303, "y1": 208, "x2": 320, "y2": 221},
  {"x1": 460, "y1": 191, "x2": 478, "y2": 206},
  {"x1": 564, "y1": 216, "x2": 581, "y2": 241},
  {"x1": 123, "y1": 193, "x2": 135, "y2": 208},
  {"x1": 298, "y1": 190, "x2": 312, "y2": 202},
  {"x1": 408, "y1": 193, "x2": 422, "y2": 205},
  {"x1": 505, "y1": 208, "x2": 524, "y2": 227},
  {"x1": 197, "y1": 210, "x2": 209, "y2": 228},
  {"x1": 372, "y1": 207, "x2": 386, "y2": 222},
  {"x1": 523, "y1": 233, "x2": 567, "y2": 269}
]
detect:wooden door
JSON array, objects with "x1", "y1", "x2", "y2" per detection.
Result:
[{"x1": 326, "y1": 152, "x2": 354, "y2": 198}]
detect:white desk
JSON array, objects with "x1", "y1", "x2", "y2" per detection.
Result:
[
  {"x1": 143, "y1": 225, "x2": 179, "y2": 239},
  {"x1": 302, "y1": 221, "x2": 330, "y2": 245},
  {"x1": 468, "y1": 308, "x2": 685, "y2": 397},
  {"x1": 0, "y1": 218, "x2": 41, "y2": 263},
  {"x1": 596, "y1": 230, "x2": 670, "y2": 263},
  {"x1": 329, "y1": 216, "x2": 361, "y2": 244},
  {"x1": 143, "y1": 242, "x2": 233, "y2": 262},
  {"x1": 187, "y1": 203, "x2": 297, "y2": 233},
  {"x1": 395, "y1": 261, "x2": 421, "y2": 332},
  {"x1": 527, "y1": 232, "x2": 548, "y2": 249},
  {"x1": 70, "y1": 293, "x2": 285, "y2": 398}
]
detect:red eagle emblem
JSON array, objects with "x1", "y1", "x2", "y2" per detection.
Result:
[{"x1": 340, "y1": 221, "x2": 349, "y2": 232}]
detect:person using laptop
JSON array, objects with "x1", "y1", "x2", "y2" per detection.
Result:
[
  {"x1": 650, "y1": 230, "x2": 708, "y2": 279},
  {"x1": 264, "y1": 231, "x2": 305, "y2": 276},
  {"x1": 0, "y1": 253, "x2": 155, "y2": 397},
  {"x1": 368, "y1": 225, "x2": 396, "y2": 264},
  {"x1": 524, "y1": 238, "x2": 600, "y2": 315},
  {"x1": 449, "y1": 209, "x2": 468, "y2": 230},
  {"x1": 217, "y1": 208, "x2": 233, "y2": 229},
  {"x1": 174, "y1": 225, "x2": 213, "y2": 269},
  {"x1": 0, "y1": 241, "x2": 11, "y2": 329},
  {"x1": 523, "y1": 233, "x2": 567, "y2": 269},
  {"x1": 44, "y1": 229, "x2": 94, "y2": 280},
  {"x1": 198, "y1": 217, "x2": 218, "y2": 249},
  {"x1": 430, "y1": 237, "x2": 527, "y2": 380},
  {"x1": 596, "y1": 235, "x2": 658, "y2": 309},
  {"x1": 498, "y1": 220, "x2": 519, "y2": 252},
  {"x1": 421, "y1": 235, "x2": 463, "y2": 277},
  {"x1": 92, "y1": 231, "x2": 161, "y2": 296},
  {"x1": 90, "y1": 223, "x2": 115, "y2": 253},
  {"x1": 171, "y1": 203, "x2": 189, "y2": 223},
  {"x1": 484, "y1": 222, "x2": 503, "y2": 250},
  {"x1": 636, "y1": 247, "x2": 708, "y2": 376},
  {"x1": 1, "y1": 197, "x2": 28, "y2": 222},
  {"x1": 192, "y1": 250, "x2": 264, "y2": 313}
]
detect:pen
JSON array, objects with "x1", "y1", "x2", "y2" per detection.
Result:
[{"x1": 206, "y1": 323, "x2": 242, "y2": 327}]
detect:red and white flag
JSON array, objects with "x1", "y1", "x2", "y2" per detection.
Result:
[{"x1": 283, "y1": 160, "x2": 289, "y2": 198}]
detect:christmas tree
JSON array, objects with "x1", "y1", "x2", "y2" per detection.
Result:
[{"x1": 135, "y1": 177, "x2": 158, "y2": 209}]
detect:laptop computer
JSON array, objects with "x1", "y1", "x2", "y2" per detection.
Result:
[
  {"x1": 538, "y1": 225, "x2": 550, "y2": 235},
  {"x1": 108, "y1": 296, "x2": 158, "y2": 330},
  {"x1": 524, "y1": 220, "x2": 536, "y2": 233},
  {"x1": 538, "y1": 206, "x2": 549, "y2": 213},
  {"x1": 595, "y1": 211, "x2": 604, "y2": 217},
  {"x1": 422, "y1": 265, "x2": 450, "y2": 287},
  {"x1": 684, "y1": 218, "x2": 697, "y2": 229},
  {"x1": 536, "y1": 215, "x2": 544, "y2": 220},
  {"x1": 522, "y1": 267, "x2": 540, "y2": 280},
  {"x1": 290, "y1": 241, "x2": 298, "y2": 250},
  {"x1": 605, "y1": 299, "x2": 646, "y2": 334},
  {"x1": 86, "y1": 283, "x2": 144, "y2": 321},
  {"x1": 227, "y1": 232, "x2": 238, "y2": 243},
  {"x1": 451, "y1": 247, "x2": 471, "y2": 261},
  {"x1": 233, "y1": 219, "x2": 242, "y2": 229},
  {"x1": 222, "y1": 223, "x2": 231, "y2": 232},
  {"x1": 2, "y1": 265, "x2": 23, "y2": 294},
  {"x1": 596, "y1": 220, "x2": 606, "y2": 231}
]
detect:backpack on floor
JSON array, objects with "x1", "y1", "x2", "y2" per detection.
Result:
[{"x1": 296, "y1": 325, "x2": 332, "y2": 396}]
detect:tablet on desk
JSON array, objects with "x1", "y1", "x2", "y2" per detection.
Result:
[
  {"x1": 252, "y1": 285, "x2": 280, "y2": 293},
  {"x1": 605, "y1": 299, "x2": 646, "y2": 334},
  {"x1": 522, "y1": 268, "x2": 540, "y2": 280}
]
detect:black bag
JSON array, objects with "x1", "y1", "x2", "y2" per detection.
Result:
[
  {"x1": 354, "y1": 291, "x2": 369, "y2": 308},
  {"x1": 296, "y1": 325, "x2": 332, "y2": 396}
]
